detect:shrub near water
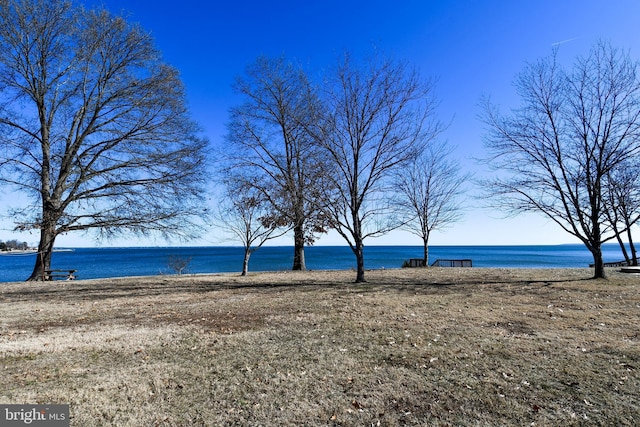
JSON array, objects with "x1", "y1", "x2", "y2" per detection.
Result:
[{"x1": 0, "y1": 268, "x2": 639, "y2": 425}]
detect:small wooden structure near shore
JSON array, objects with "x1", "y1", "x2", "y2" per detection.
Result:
[
  {"x1": 406, "y1": 258, "x2": 472, "y2": 268},
  {"x1": 587, "y1": 259, "x2": 640, "y2": 273},
  {"x1": 589, "y1": 260, "x2": 637, "y2": 268},
  {"x1": 407, "y1": 258, "x2": 426, "y2": 267},
  {"x1": 44, "y1": 269, "x2": 77, "y2": 281}
]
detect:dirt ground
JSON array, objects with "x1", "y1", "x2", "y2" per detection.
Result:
[{"x1": 1, "y1": 268, "x2": 639, "y2": 426}]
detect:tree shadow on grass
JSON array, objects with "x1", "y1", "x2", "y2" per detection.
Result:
[{"x1": 0, "y1": 269, "x2": 601, "y2": 303}]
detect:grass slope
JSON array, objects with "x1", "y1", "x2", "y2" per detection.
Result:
[{"x1": 1, "y1": 268, "x2": 639, "y2": 426}]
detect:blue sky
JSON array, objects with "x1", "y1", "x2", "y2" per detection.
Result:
[{"x1": 2, "y1": 0, "x2": 640, "y2": 247}]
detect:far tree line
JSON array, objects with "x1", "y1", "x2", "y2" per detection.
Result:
[
  {"x1": 0, "y1": 239, "x2": 30, "y2": 251},
  {"x1": 0, "y1": 0, "x2": 638, "y2": 281}
]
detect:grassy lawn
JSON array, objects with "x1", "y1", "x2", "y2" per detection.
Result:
[{"x1": 1, "y1": 268, "x2": 639, "y2": 426}]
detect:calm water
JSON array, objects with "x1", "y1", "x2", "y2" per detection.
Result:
[{"x1": 0, "y1": 244, "x2": 629, "y2": 282}]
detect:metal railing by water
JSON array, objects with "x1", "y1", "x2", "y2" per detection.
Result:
[{"x1": 430, "y1": 259, "x2": 473, "y2": 267}]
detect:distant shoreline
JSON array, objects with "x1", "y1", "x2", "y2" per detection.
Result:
[
  {"x1": 0, "y1": 248, "x2": 73, "y2": 255},
  {"x1": 0, "y1": 249, "x2": 37, "y2": 255}
]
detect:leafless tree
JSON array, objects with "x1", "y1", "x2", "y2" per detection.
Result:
[
  {"x1": 481, "y1": 41, "x2": 640, "y2": 278},
  {"x1": 225, "y1": 56, "x2": 331, "y2": 271},
  {"x1": 318, "y1": 53, "x2": 443, "y2": 282},
  {"x1": 214, "y1": 177, "x2": 287, "y2": 276},
  {"x1": 0, "y1": 0, "x2": 209, "y2": 280},
  {"x1": 167, "y1": 255, "x2": 192, "y2": 275},
  {"x1": 393, "y1": 140, "x2": 468, "y2": 266},
  {"x1": 604, "y1": 160, "x2": 640, "y2": 265}
]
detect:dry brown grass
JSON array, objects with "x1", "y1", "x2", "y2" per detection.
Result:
[{"x1": 1, "y1": 268, "x2": 639, "y2": 426}]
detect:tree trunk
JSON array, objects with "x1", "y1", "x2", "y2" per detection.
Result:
[
  {"x1": 590, "y1": 244, "x2": 606, "y2": 279},
  {"x1": 354, "y1": 241, "x2": 366, "y2": 283},
  {"x1": 423, "y1": 234, "x2": 430, "y2": 267},
  {"x1": 292, "y1": 224, "x2": 306, "y2": 271},
  {"x1": 626, "y1": 227, "x2": 638, "y2": 266},
  {"x1": 28, "y1": 226, "x2": 57, "y2": 281},
  {"x1": 241, "y1": 248, "x2": 251, "y2": 276},
  {"x1": 240, "y1": 247, "x2": 251, "y2": 276},
  {"x1": 615, "y1": 232, "x2": 631, "y2": 265}
]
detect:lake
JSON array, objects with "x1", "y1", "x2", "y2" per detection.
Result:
[{"x1": 0, "y1": 244, "x2": 630, "y2": 282}]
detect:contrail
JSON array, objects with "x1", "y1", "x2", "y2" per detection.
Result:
[{"x1": 551, "y1": 37, "x2": 579, "y2": 46}]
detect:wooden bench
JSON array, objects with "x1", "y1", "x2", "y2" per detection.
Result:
[
  {"x1": 408, "y1": 258, "x2": 426, "y2": 267},
  {"x1": 44, "y1": 269, "x2": 77, "y2": 281}
]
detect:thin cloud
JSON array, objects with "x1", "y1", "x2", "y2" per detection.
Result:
[{"x1": 551, "y1": 37, "x2": 579, "y2": 46}]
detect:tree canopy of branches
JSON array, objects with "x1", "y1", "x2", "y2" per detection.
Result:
[
  {"x1": 319, "y1": 54, "x2": 442, "y2": 282},
  {"x1": 0, "y1": 0, "x2": 209, "y2": 280},
  {"x1": 482, "y1": 41, "x2": 640, "y2": 278},
  {"x1": 604, "y1": 160, "x2": 640, "y2": 265},
  {"x1": 393, "y1": 140, "x2": 467, "y2": 266},
  {"x1": 225, "y1": 56, "x2": 331, "y2": 271}
]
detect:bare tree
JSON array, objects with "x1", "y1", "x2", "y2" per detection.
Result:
[
  {"x1": 225, "y1": 56, "x2": 331, "y2": 271},
  {"x1": 214, "y1": 177, "x2": 287, "y2": 276},
  {"x1": 481, "y1": 41, "x2": 640, "y2": 278},
  {"x1": 167, "y1": 255, "x2": 192, "y2": 275},
  {"x1": 604, "y1": 160, "x2": 640, "y2": 265},
  {"x1": 0, "y1": 0, "x2": 209, "y2": 280},
  {"x1": 393, "y1": 140, "x2": 468, "y2": 266},
  {"x1": 318, "y1": 54, "x2": 442, "y2": 282}
]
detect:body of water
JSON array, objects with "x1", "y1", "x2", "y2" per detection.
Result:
[{"x1": 0, "y1": 244, "x2": 630, "y2": 282}]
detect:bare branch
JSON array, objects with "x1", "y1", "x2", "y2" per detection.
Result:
[
  {"x1": 0, "y1": 0, "x2": 209, "y2": 280},
  {"x1": 224, "y1": 56, "x2": 332, "y2": 270},
  {"x1": 481, "y1": 41, "x2": 640, "y2": 278},
  {"x1": 319, "y1": 52, "x2": 445, "y2": 282}
]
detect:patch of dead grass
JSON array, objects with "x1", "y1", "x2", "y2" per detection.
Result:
[{"x1": 1, "y1": 268, "x2": 639, "y2": 425}]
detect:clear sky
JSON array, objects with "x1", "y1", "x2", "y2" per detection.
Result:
[{"x1": 1, "y1": 0, "x2": 640, "y2": 247}]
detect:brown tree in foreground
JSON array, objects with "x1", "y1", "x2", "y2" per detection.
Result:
[
  {"x1": 482, "y1": 41, "x2": 640, "y2": 278},
  {"x1": 226, "y1": 56, "x2": 331, "y2": 271},
  {"x1": 0, "y1": 0, "x2": 208, "y2": 280},
  {"x1": 318, "y1": 53, "x2": 442, "y2": 282}
]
